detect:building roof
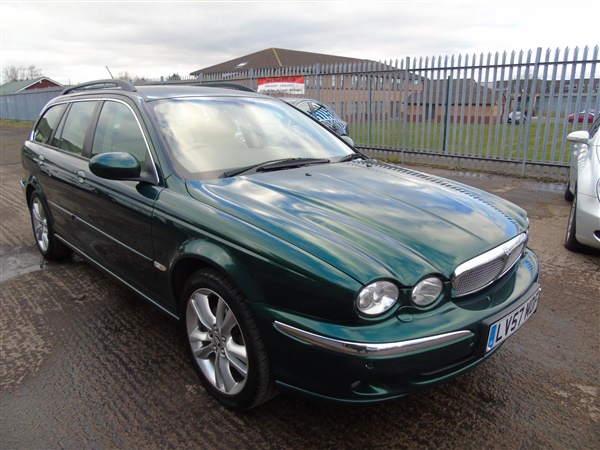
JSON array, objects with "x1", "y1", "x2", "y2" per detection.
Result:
[
  {"x1": 190, "y1": 48, "x2": 372, "y2": 76},
  {"x1": 0, "y1": 76, "x2": 62, "y2": 95}
]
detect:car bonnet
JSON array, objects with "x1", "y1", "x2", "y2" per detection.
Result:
[{"x1": 186, "y1": 161, "x2": 528, "y2": 286}]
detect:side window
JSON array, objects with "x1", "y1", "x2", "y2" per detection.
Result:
[
  {"x1": 311, "y1": 103, "x2": 334, "y2": 121},
  {"x1": 56, "y1": 101, "x2": 97, "y2": 155},
  {"x1": 92, "y1": 101, "x2": 147, "y2": 169},
  {"x1": 33, "y1": 103, "x2": 67, "y2": 144}
]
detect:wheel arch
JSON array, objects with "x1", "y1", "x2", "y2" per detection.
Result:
[
  {"x1": 171, "y1": 256, "x2": 213, "y2": 313},
  {"x1": 170, "y1": 240, "x2": 262, "y2": 316},
  {"x1": 24, "y1": 177, "x2": 43, "y2": 206},
  {"x1": 24, "y1": 179, "x2": 56, "y2": 226},
  {"x1": 24, "y1": 179, "x2": 58, "y2": 229},
  {"x1": 25, "y1": 179, "x2": 73, "y2": 260}
]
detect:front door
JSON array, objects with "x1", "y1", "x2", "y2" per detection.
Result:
[{"x1": 70, "y1": 99, "x2": 169, "y2": 309}]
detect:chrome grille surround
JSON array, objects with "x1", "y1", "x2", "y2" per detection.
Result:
[{"x1": 452, "y1": 233, "x2": 528, "y2": 297}]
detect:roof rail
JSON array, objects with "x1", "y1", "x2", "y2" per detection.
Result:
[
  {"x1": 195, "y1": 83, "x2": 255, "y2": 93},
  {"x1": 62, "y1": 79, "x2": 137, "y2": 95}
]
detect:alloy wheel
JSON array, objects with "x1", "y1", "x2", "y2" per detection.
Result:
[
  {"x1": 31, "y1": 197, "x2": 49, "y2": 252},
  {"x1": 186, "y1": 288, "x2": 248, "y2": 396}
]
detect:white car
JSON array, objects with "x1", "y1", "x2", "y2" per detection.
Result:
[
  {"x1": 281, "y1": 98, "x2": 349, "y2": 136},
  {"x1": 564, "y1": 117, "x2": 600, "y2": 252},
  {"x1": 508, "y1": 110, "x2": 527, "y2": 124}
]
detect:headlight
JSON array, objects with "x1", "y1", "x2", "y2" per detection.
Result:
[
  {"x1": 412, "y1": 277, "x2": 443, "y2": 307},
  {"x1": 356, "y1": 281, "x2": 399, "y2": 316}
]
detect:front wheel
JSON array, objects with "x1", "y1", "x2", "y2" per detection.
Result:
[
  {"x1": 564, "y1": 177, "x2": 574, "y2": 202},
  {"x1": 564, "y1": 188, "x2": 586, "y2": 252},
  {"x1": 181, "y1": 269, "x2": 275, "y2": 410}
]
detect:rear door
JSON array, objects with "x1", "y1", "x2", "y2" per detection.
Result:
[{"x1": 23, "y1": 100, "x2": 97, "y2": 244}]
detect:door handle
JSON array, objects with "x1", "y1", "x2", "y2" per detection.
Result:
[{"x1": 76, "y1": 170, "x2": 87, "y2": 184}]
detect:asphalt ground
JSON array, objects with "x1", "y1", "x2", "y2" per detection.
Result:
[{"x1": 1, "y1": 122, "x2": 599, "y2": 449}]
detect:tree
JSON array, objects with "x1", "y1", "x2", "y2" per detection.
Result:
[
  {"x1": 26, "y1": 65, "x2": 42, "y2": 79},
  {"x1": 168, "y1": 73, "x2": 181, "y2": 81},
  {"x1": 117, "y1": 71, "x2": 134, "y2": 82},
  {"x1": 116, "y1": 71, "x2": 150, "y2": 84},
  {"x1": 2, "y1": 64, "x2": 43, "y2": 83}
]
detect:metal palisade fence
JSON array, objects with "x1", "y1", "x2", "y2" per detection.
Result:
[{"x1": 190, "y1": 46, "x2": 599, "y2": 179}]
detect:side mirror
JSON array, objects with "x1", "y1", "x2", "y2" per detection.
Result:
[
  {"x1": 89, "y1": 152, "x2": 141, "y2": 180},
  {"x1": 567, "y1": 130, "x2": 590, "y2": 145},
  {"x1": 341, "y1": 135, "x2": 355, "y2": 147}
]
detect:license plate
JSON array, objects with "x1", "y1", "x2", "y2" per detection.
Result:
[{"x1": 486, "y1": 288, "x2": 540, "y2": 352}]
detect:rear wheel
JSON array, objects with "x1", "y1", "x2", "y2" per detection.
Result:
[
  {"x1": 29, "y1": 191, "x2": 72, "y2": 260},
  {"x1": 181, "y1": 269, "x2": 275, "y2": 410}
]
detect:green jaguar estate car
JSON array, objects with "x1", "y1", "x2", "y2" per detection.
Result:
[{"x1": 21, "y1": 80, "x2": 541, "y2": 410}]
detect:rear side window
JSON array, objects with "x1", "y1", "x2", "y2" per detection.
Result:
[
  {"x1": 56, "y1": 101, "x2": 97, "y2": 155},
  {"x1": 92, "y1": 101, "x2": 148, "y2": 169},
  {"x1": 33, "y1": 103, "x2": 67, "y2": 144},
  {"x1": 296, "y1": 101, "x2": 311, "y2": 114}
]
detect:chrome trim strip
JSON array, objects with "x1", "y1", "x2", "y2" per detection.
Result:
[
  {"x1": 274, "y1": 321, "x2": 472, "y2": 357},
  {"x1": 454, "y1": 233, "x2": 527, "y2": 279}
]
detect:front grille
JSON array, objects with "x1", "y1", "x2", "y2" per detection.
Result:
[
  {"x1": 452, "y1": 233, "x2": 527, "y2": 297},
  {"x1": 458, "y1": 271, "x2": 517, "y2": 311}
]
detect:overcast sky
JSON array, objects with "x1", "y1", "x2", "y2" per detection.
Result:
[{"x1": 1, "y1": 0, "x2": 598, "y2": 85}]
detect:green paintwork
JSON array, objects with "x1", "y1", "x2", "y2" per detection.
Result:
[{"x1": 186, "y1": 161, "x2": 528, "y2": 286}]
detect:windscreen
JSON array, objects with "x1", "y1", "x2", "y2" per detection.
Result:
[{"x1": 151, "y1": 97, "x2": 353, "y2": 179}]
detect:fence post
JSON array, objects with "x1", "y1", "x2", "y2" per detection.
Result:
[
  {"x1": 401, "y1": 57, "x2": 410, "y2": 159},
  {"x1": 249, "y1": 68, "x2": 255, "y2": 91},
  {"x1": 443, "y1": 75, "x2": 452, "y2": 154},
  {"x1": 521, "y1": 47, "x2": 543, "y2": 176},
  {"x1": 315, "y1": 64, "x2": 321, "y2": 101},
  {"x1": 368, "y1": 72, "x2": 372, "y2": 146}
]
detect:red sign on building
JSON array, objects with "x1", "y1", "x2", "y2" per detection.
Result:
[{"x1": 257, "y1": 76, "x2": 305, "y2": 95}]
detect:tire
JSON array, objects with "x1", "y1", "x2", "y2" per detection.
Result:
[
  {"x1": 181, "y1": 268, "x2": 275, "y2": 410},
  {"x1": 29, "y1": 191, "x2": 72, "y2": 260},
  {"x1": 564, "y1": 177, "x2": 574, "y2": 202},
  {"x1": 564, "y1": 188, "x2": 586, "y2": 252}
]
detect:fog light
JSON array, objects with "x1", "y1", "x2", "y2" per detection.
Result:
[{"x1": 412, "y1": 277, "x2": 443, "y2": 307}]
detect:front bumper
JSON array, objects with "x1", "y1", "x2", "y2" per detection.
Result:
[{"x1": 259, "y1": 248, "x2": 540, "y2": 404}]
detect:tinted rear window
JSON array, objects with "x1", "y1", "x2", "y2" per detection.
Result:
[{"x1": 34, "y1": 103, "x2": 67, "y2": 144}]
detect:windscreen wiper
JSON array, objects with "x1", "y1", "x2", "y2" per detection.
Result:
[
  {"x1": 338, "y1": 153, "x2": 366, "y2": 162},
  {"x1": 224, "y1": 158, "x2": 330, "y2": 178}
]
